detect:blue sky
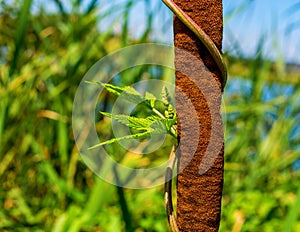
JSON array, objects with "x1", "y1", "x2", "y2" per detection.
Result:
[
  {"x1": 33, "y1": 0, "x2": 300, "y2": 64},
  {"x1": 223, "y1": 0, "x2": 300, "y2": 63},
  {"x1": 117, "y1": 0, "x2": 300, "y2": 64}
]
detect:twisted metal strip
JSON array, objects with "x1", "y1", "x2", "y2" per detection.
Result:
[
  {"x1": 162, "y1": 0, "x2": 227, "y2": 89},
  {"x1": 164, "y1": 146, "x2": 179, "y2": 232}
]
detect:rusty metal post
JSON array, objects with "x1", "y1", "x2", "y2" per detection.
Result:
[{"x1": 174, "y1": 0, "x2": 224, "y2": 231}]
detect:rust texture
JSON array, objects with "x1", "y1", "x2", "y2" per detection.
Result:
[{"x1": 174, "y1": 0, "x2": 224, "y2": 231}]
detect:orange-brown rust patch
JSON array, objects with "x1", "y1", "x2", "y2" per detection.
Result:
[{"x1": 174, "y1": 0, "x2": 224, "y2": 231}]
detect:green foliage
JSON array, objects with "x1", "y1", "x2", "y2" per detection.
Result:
[
  {"x1": 219, "y1": 41, "x2": 300, "y2": 231},
  {"x1": 1, "y1": 0, "x2": 299, "y2": 231},
  {"x1": 0, "y1": 0, "x2": 170, "y2": 231},
  {"x1": 87, "y1": 81, "x2": 177, "y2": 149}
]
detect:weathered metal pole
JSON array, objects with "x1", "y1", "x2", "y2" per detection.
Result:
[{"x1": 174, "y1": 0, "x2": 224, "y2": 231}]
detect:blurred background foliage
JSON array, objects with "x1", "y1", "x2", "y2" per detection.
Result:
[{"x1": 0, "y1": 0, "x2": 299, "y2": 231}]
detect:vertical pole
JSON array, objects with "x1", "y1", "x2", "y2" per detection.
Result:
[{"x1": 174, "y1": 0, "x2": 224, "y2": 231}]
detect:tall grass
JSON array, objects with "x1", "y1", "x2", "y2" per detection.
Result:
[
  {"x1": 220, "y1": 43, "x2": 300, "y2": 231},
  {"x1": 0, "y1": 0, "x2": 168, "y2": 231},
  {"x1": 0, "y1": 0, "x2": 299, "y2": 231}
]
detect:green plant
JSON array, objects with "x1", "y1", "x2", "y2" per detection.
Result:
[{"x1": 88, "y1": 81, "x2": 177, "y2": 149}]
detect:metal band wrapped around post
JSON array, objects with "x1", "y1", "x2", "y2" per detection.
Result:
[{"x1": 169, "y1": 0, "x2": 225, "y2": 231}]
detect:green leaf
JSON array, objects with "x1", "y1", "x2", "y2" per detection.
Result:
[
  {"x1": 94, "y1": 83, "x2": 178, "y2": 148},
  {"x1": 101, "y1": 111, "x2": 176, "y2": 134},
  {"x1": 96, "y1": 81, "x2": 146, "y2": 105},
  {"x1": 91, "y1": 113, "x2": 177, "y2": 149},
  {"x1": 88, "y1": 131, "x2": 151, "y2": 149},
  {"x1": 101, "y1": 112, "x2": 155, "y2": 131},
  {"x1": 145, "y1": 92, "x2": 157, "y2": 108},
  {"x1": 100, "y1": 111, "x2": 113, "y2": 118},
  {"x1": 122, "y1": 86, "x2": 145, "y2": 104},
  {"x1": 149, "y1": 120, "x2": 167, "y2": 135},
  {"x1": 97, "y1": 82, "x2": 126, "y2": 96},
  {"x1": 10, "y1": 0, "x2": 33, "y2": 76}
]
